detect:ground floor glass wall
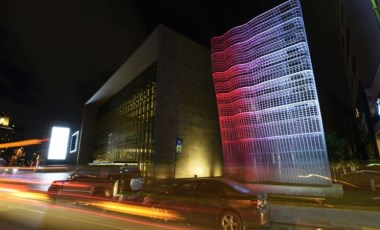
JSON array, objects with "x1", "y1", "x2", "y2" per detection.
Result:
[{"x1": 94, "y1": 64, "x2": 156, "y2": 178}]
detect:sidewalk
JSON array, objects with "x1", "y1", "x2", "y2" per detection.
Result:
[{"x1": 269, "y1": 190, "x2": 380, "y2": 229}]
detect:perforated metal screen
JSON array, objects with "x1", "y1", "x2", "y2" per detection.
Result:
[{"x1": 211, "y1": 0, "x2": 332, "y2": 185}]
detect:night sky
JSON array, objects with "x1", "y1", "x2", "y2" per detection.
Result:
[{"x1": 0, "y1": 0, "x2": 285, "y2": 139}]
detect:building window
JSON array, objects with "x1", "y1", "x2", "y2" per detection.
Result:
[{"x1": 94, "y1": 63, "x2": 157, "y2": 178}]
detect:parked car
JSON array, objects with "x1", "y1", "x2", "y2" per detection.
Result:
[
  {"x1": 47, "y1": 163, "x2": 143, "y2": 202},
  {"x1": 142, "y1": 177, "x2": 271, "y2": 230}
]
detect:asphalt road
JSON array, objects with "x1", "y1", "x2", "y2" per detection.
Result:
[
  {"x1": 0, "y1": 194, "x2": 326, "y2": 230},
  {"x1": 1, "y1": 169, "x2": 379, "y2": 230},
  {"x1": 0, "y1": 195, "x2": 196, "y2": 230}
]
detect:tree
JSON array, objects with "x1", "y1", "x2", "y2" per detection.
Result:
[{"x1": 325, "y1": 132, "x2": 347, "y2": 175}]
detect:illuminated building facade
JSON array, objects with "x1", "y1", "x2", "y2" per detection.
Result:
[
  {"x1": 0, "y1": 113, "x2": 15, "y2": 162},
  {"x1": 211, "y1": 0, "x2": 332, "y2": 185},
  {"x1": 79, "y1": 25, "x2": 222, "y2": 180},
  {"x1": 0, "y1": 113, "x2": 14, "y2": 144}
]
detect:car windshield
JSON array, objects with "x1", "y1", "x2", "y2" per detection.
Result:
[{"x1": 69, "y1": 166, "x2": 119, "y2": 179}]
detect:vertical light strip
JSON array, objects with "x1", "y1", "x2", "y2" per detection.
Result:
[{"x1": 211, "y1": 0, "x2": 332, "y2": 185}]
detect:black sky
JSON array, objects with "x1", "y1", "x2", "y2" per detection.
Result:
[{"x1": 0, "y1": 0, "x2": 285, "y2": 139}]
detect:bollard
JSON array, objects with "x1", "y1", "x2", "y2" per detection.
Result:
[{"x1": 370, "y1": 179, "x2": 376, "y2": 191}]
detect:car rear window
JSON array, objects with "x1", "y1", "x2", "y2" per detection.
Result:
[
  {"x1": 171, "y1": 182, "x2": 195, "y2": 195},
  {"x1": 223, "y1": 180, "x2": 252, "y2": 194}
]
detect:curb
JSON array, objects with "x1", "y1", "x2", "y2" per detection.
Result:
[{"x1": 270, "y1": 202, "x2": 380, "y2": 229}]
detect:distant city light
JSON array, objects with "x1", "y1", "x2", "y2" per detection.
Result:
[
  {"x1": 0, "y1": 115, "x2": 10, "y2": 126},
  {"x1": 47, "y1": 126, "x2": 70, "y2": 160}
]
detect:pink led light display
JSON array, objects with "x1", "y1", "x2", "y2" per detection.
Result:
[{"x1": 211, "y1": 0, "x2": 332, "y2": 185}]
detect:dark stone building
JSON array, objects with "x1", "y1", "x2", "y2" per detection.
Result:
[{"x1": 78, "y1": 25, "x2": 223, "y2": 180}]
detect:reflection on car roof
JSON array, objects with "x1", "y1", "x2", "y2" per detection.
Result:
[{"x1": 171, "y1": 177, "x2": 260, "y2": 195}]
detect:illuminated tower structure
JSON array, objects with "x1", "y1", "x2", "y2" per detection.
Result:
[{"x1": 211, "y1": 0, "x2": 332, "y2": 185}]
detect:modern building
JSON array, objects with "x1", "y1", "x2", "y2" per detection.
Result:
[
  {"x1": 0, "y1": 113, "x2": 16, "y2": 163},
  {"x1": 0, "y1": 113, "x2": 14, "y2": 143},
  {"x1": 78, "y1": 25, "x2": 223, "y2": 181},
  {"x1": 335, "y1": 0, "x2": 380, "y2": 160},
  {"x1": 211, "y1": 0, "x2": 332, "y2": 185}
]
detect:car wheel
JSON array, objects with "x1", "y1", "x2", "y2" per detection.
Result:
[
  {"x1": 47, "y1": 187, "x2": 60, "y2": 203},
  {"x1": 150, "y1": 203, "x2": 168, "y2": 222},
  {"x1": 220, "y1": 210, "x2": 242, "y2": 230}
]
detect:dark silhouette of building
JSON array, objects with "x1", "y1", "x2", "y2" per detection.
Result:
[
  {"x1": 302, "y1": 0, "x2": 380, "y2": 163},
  {"x1": 336, "y1": 0, "x2": 380, "y2": 161}
]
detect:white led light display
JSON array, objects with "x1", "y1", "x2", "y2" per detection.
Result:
[
  {"x1": 48, "y1": 126, "x2": 70, "y2": 160},
  {"x1": 70, "y1": 131, "x2": 79, "y2": 153},
  {"x1": 211, "y1": 0, "x2": 332, "y2": 185}
]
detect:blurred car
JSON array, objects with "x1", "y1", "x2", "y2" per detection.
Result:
[
  {"x1": 142, "y1": 177, "x2": 271, "y2": 230},
  {"x1": 0, "y1": 158, "x2": 6, "y2": 173},
  {"x1": 47, "y1": 163, "x2": 143, "y2": 202},
  {"x1": 0, "y1": 157, "x2": 6, "y2": 165}
]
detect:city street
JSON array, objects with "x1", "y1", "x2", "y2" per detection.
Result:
[
  {"x1": 0, "y1": 190, "x2": 203, "y2": 230},
  {"x1": 1, "y1": 168, "x2": 380, "y2": 230}
]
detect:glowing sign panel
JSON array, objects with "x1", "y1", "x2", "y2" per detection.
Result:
[
  {"x1": 70, "y1": 131, "x2": 79, "y2": 153},
  {"x1": 48, "y1": 127, "x2": 70, "y2": 160}
]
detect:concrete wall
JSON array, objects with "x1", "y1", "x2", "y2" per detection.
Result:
[
  {"x1": 154, "y1": 25, "x2": 223, "y2": 179},
  {"x1": 77, "y1": 104, "x2": 98, "y2": 166}
]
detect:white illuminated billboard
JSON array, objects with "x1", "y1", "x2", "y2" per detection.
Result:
[{"x1": 48, "y1": 126, "x2": 70, "y2": 160}]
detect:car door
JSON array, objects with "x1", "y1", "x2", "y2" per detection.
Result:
[
  {"x1": 60, "y1": 168, "x2": 101, "y2": 198},
  {"x1": 190, "y1": 180, "x2": 224, "y2": 224},
  {"x1": 162, "y1": 181, "x2": 196, "y2": 219}
]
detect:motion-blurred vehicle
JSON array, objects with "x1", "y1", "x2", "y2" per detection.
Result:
[
  {"x1": 0, "y1": 158, "x2": 6, "y2": 173},
  {"x1": 47, "y1": 162, "x2": 143, "y2": 202},
  {"x1": 142, "y1": 177, "x2": 271, "y2": 230}
]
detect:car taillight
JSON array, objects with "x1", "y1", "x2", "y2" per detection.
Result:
[
  {"x1": 250, "y1": 199, "x2": 266, "y2": 207},
  {"x1": 250, "y1": 200, "x2": 257, "y2": 205},
  {"x1": 257, "y1": 198, "x2": 265, "y2": 207}
]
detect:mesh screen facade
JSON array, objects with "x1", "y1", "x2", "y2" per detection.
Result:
[{"x1": 211, "y1": 0, "x2": 332, "y2": 185}]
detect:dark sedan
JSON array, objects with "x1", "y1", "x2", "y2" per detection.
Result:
[{"x1": 142, "y1": 177, "x2": 271, "y2": 230}]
